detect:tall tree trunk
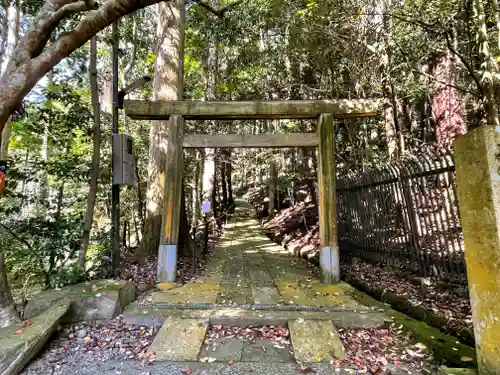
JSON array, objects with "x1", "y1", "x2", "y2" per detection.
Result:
[
  {"x1": 226, "y1": 149, "x2": 233, "y2": 209},
  {"x1": 221, "y1": 152, "x2": 228, "y2": 211},
  {"x1": 269, "y1": 159, "x2": 277, "y2": 217},
  {"x1": 474, "y1": 0, "x2": 500, "y2": 126},
  {"x1": 120, "y1": 13, "x2": 137, "y2": 132},
  {"x1": 429, "y1": 51, "x2": 466, "y2": 145},
  {"x1": 379, "y1": 5, "x2": 401, "y2": 160},
  {"x1": 0, "y1": 2, "x2": 19, "y2": 160},
  {"x1": 137, "y1": 0, "x2": 184, "y2": 259},
  {"x1": 0, "y1": 0, "x2": 20, "y2": 328},
  {"x1": 192, "y1": 150, "x2": 202, "y2": 228},
  {"x1": 203, "y1": 28, "x2": 218, "y2": 215},
  {"x1": 211, "y1": 151, "x2": 218, "y2": 219},
  {"x1": 0, "y1": 0, "x2": 8, "y2": 72},
  {"x1": 79, "y1": 36, "x2": 101, "y2": 267},
  {"x1": 0, "y1": 251, "x2": 18, "y2": 328}
]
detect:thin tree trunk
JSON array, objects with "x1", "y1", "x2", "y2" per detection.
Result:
[
  {"x1": 269, "y1": 160, "x2": 277, "y2": 217},
  {"x1": 226, "y1": 149, "x2": 233, "y2": 209},
  {"x1": 474, "y1": 0, "x2": 500, "y2": 126},
  {"x1": 211, "y1": 152, "x2": 218, "y2": 220},
  {"x1": 490, "y1": 0, "x2": 500, "y2": 50},
  {"x1": 0, "y1": 250, "x2": 18, "y2": 328},
  {"x1": 198, "y1": 148, "x2": 205, "y2": 211},
  {"x1": 79, "y1": 35, "x2": 101, "y2": 267},
  {"x1": 122, "y1": 221, "x2": 128, "y2": 248},
  {"x1": 0, "y1": 2, "x2": 19, "y2": 160},
  {"x1": 0, "y1": 0, "x2": 9, "y2": 72},
  {"x1": 203, "y1": 27, "x2": 218, "y2": 215},
  {"x1": 137, "y1": 0, "x2": 184, "y2": 259},
  {"x1": 379, "y1": 5, "x2": 401, "y2": 160},
  {"x1": 221, "y1": 152, "x2": 228, "y2": 210},
  {"x1": 121, "y1": 12, "x2": 137, "y2": 131},
  {"x1": 134, "y1": 153, "x2": 144, "y2": 229},
  {"x1": 192, "y1": 150, "x2": 201, "y2": 228},
  {"x1": 0, "y1": 1, "x2": 20, "y2": 328}
]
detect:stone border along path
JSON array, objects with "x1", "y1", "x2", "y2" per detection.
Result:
[{"x1": 124, "y1": 199, "x2": 390, "y2": 364}]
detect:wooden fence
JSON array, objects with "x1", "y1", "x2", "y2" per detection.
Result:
[{"x1": 337, "y1": 148, "x2": 466, "y2": 283}]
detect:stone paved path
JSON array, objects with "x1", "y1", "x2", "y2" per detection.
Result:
[
  {"x1": 122, "y1": 200, "x2": 386, "y2": 365},
  {"x1": 135, "y1": 199, "x2": 368, "y2": 309}
]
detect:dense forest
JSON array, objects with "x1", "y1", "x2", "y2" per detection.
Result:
[{"x1": 0, "y1": 0, "x2": 499, "y2": 330}]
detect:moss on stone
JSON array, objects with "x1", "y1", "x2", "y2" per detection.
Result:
[{"x1": 23, "y1": 280, "x2": 136, "y2": 322}]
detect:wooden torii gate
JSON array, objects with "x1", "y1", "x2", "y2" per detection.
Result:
[{"x1": 124, "y1": 99, "x2": 380, "y2": 284}]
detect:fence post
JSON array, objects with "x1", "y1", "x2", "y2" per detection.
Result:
[
  {"x1": 454, "y1": 125, "x2": 500, "y2": 375},
  {"x1": 157, "y1": 115, "x2": 185, "y2": 283},
  {"x1": 317, "y1": 113, "x2": 339, "y2": 284}
]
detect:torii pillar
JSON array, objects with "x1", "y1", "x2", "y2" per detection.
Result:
[{"x1": 317, "y1": 113, "x2": 339, "y2": 283}]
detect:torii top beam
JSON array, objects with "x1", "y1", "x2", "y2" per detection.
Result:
[{"x1": 123, "y1": 99, "x2": 381, "y2": 121}]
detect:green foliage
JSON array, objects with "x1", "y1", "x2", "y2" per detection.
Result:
[{"x1": 1, "y1": 82, "x2": 97, "y2": 289}]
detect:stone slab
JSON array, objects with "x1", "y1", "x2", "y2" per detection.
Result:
[
  {"x1": 23, "y1": 279, "x2": 136, "y2": 322},
  {"x1": 218, "y1": 284, "x2": 253, "y2": 305},
  {"x1": 123, "y1": 306, "x2": 388, "y2": 329},
  {"x1": 251, "y1": 286, "x2": 282, "y2": 305},
  {"x1": 438, "y1": 367, "x2": 478, "y2": 375},
  {"x1": 148, "y1": 282, "x2": 220, "y2": 304},
  {"x1": 0, "y1": 302, "x2": 70, "y2": 375},
  {"x1": 149, "y1": 317, "x2": 209, "y2": 361},
  {"x1": 200, "y1": 337, "x2": 244, "y2": 361},
  {"x1": 248, "y1": 269, "x2": 274, "y2": 285},
  {"x1": 275, "y1": 281, "x2": 367, "y2": 309},
  {"x1": 289, "y1": 319, "x2": 346, "y2": 363},
  {"x1": 241, "y1": 338, "x2": 293, "y2": 362}
]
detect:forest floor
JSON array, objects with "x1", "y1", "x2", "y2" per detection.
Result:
[
  {"x1": 21, "y1": 322, "x2": 437, "y2": 375},
  {"x1": 244, "y1": 187, "x2": 473, "y2": 339},
  {"x1": 118, "y1": 231, "x2": 220, "y2": 286}
]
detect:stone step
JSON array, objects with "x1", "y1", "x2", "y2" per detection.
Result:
[
  {"x1": 123, "y1": 305, "x2": 388, "y2": 329},
  {"x1": 289, "y1": 319, "x2": 346, "y2": 363},
  {"x1": 251, "y1": 285, "x2": 282, "y2": 304},
  {"x1": 149, "y1": 317, "x2": 209, "y2": 361}
]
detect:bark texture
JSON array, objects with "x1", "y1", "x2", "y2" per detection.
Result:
[
  {"x1": 429, "y1": 51, "x2": 466, "y2": 145},
  {"x1": 79, "y1": 35, "x2": 101, "y2": 267},
  {"x1": 138, "y1": 0, "x2": 184, "y2": 258}
]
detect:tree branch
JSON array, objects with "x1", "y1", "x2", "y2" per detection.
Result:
[
  {"x1": 195, "y1": 0, "x2": 243, "y2": 17},
  {"x1": 0, "y1": 222, "x2": 33, "y2": 251},
  {"x1": 444, "y1": 31, "x2": 484, "y2": 97},
  {"x1": 0, "y1": 0, "x2": 169, "y2": 130}
]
